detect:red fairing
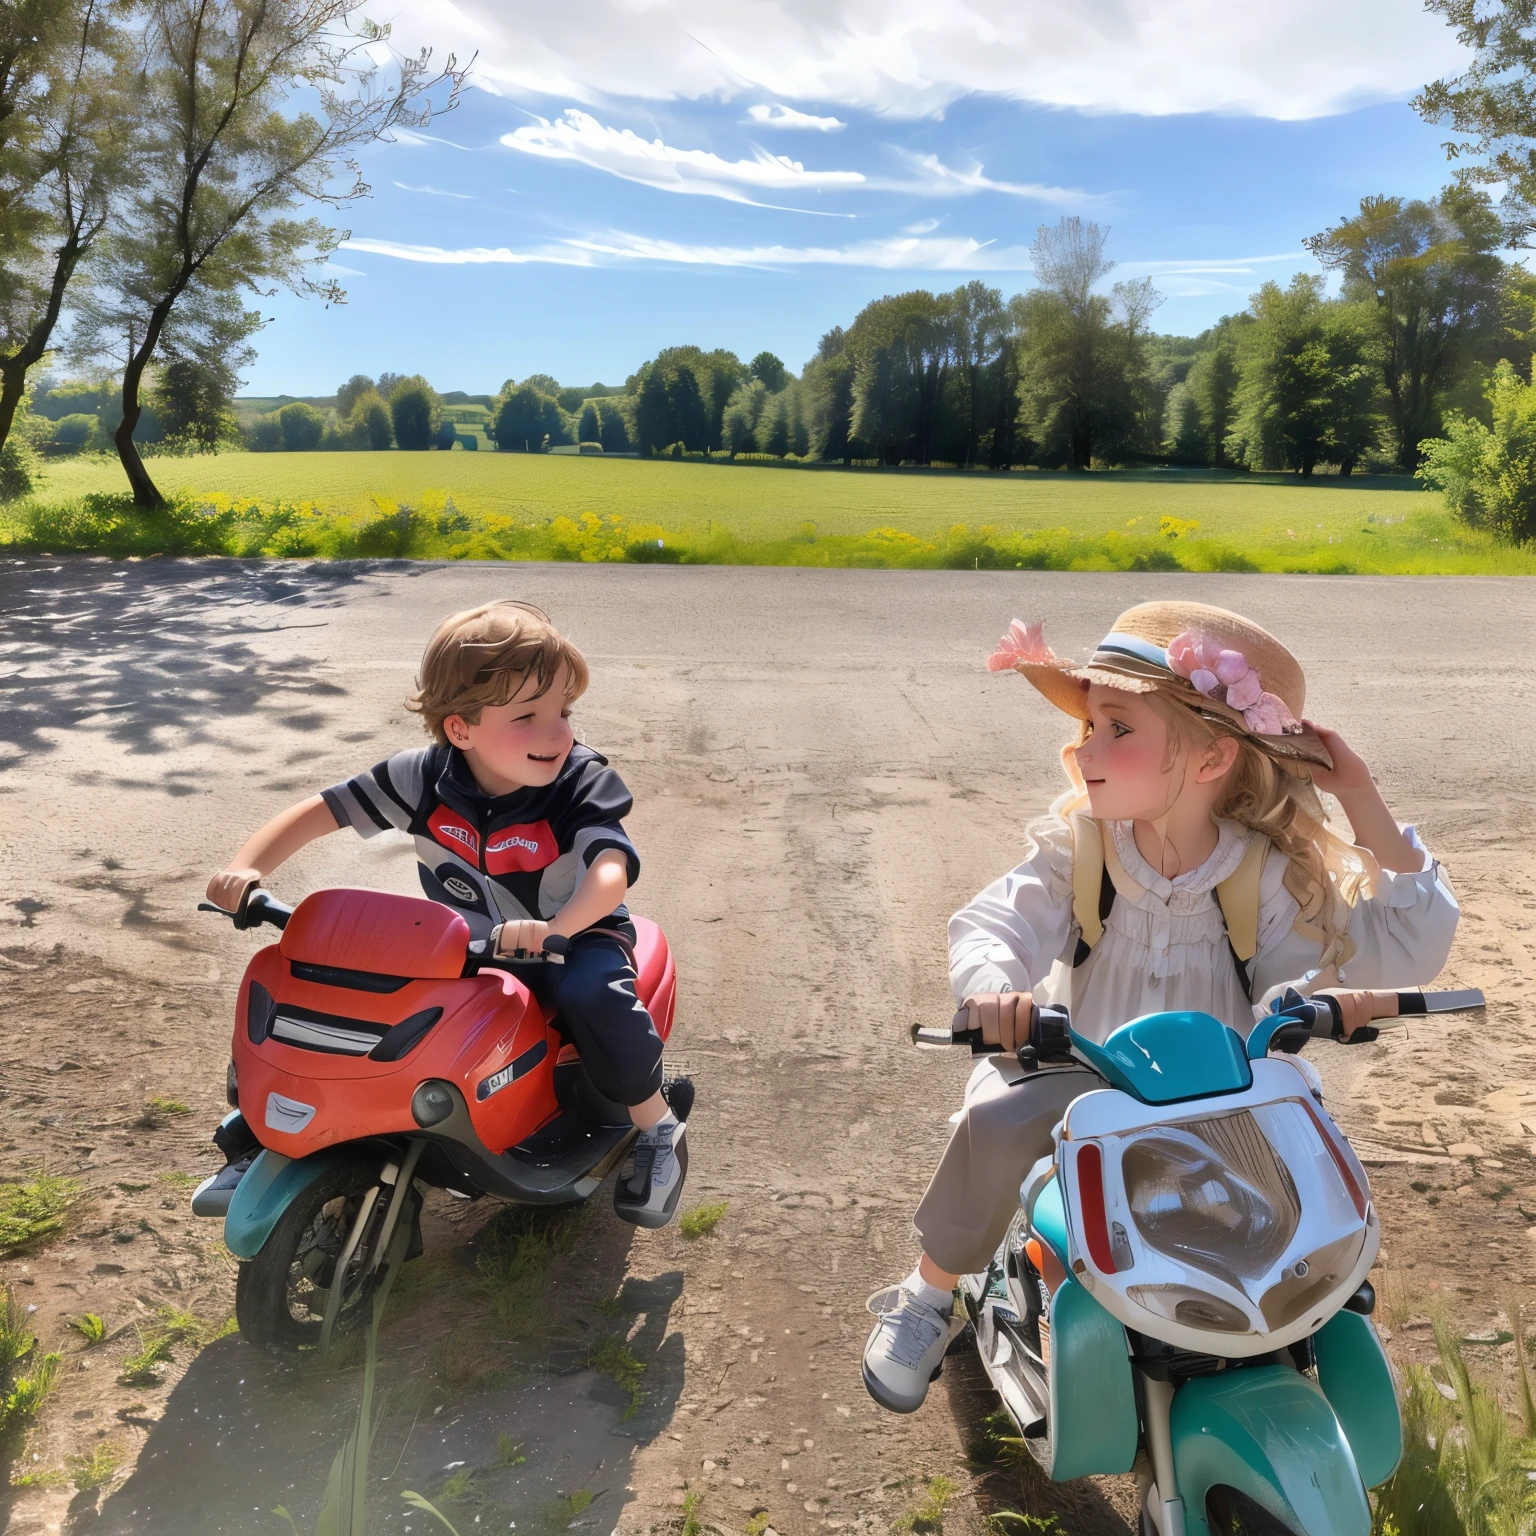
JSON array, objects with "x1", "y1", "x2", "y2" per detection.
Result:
[
  {"x1": 483, "y1": 821, "x2": 558, "y2": 875},
  {"x1": 280, "y1": 889, "x2": 469, "y2": 979},
  {"x1": 427, "y1": 805, "x2": 480, "y2": 861}
]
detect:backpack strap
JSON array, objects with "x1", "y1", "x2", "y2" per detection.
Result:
[
  {"x1": 1213, "y1": 834, "x2": 1269, "y2": 1001},
  {"x1": 1070, "y1": 814, "x2": 1130, "y2": 968}
]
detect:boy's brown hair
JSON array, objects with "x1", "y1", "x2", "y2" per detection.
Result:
[{"x1": 408, "y1": 601, "x2": 590, "y2": 746}]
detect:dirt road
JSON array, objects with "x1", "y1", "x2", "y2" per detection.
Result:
[{"x1": 2, "y1": 560, "x2": 1534, "y2": 1535}]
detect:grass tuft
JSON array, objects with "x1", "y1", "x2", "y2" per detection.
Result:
[
  {"x1": 0, "y1": 1174, "x2": 82, "y2": 1254},
  {"x1": 495, "y1": 1433, "x2": 526, "y2": 1467},
  {"x1": 679, "y1": 1489, "x2": 704, "y2": 1536},
  {"x1": 66, "y1": 1441, "x2": 121, "y2": 1493},
  {"x1": 894, "y1": 1475, "x2": 958, "y2": 1535},
  {"x1": 679, "y1": 1201, "x2": 729, "y2": 1240},
  {"x1": 1, "y1": 1285, "x2": 60, "y2": 1481},
  {"x1": 136, "y1": 1095, "x2": 191, "y2": 1128},
  {"x1": 473, "y1": 1205, "x2": 588, "y2": 1339},
  {"x1": 69, "y1": 1313, "x2": 107, "y2": 1346},
  {"x1": 589, "y1": 1335, "x2": 647, "y2": 1418}
]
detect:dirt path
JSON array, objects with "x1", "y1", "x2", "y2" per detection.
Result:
[{"x1": 2, "y1": 561, "x2": 1534, "y2": 1536}]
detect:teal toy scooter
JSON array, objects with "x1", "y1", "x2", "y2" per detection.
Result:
[{"x1": 910, "y1": 986, "x2": 1483, "y2": 1536}]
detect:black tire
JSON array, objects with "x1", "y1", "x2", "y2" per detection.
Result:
[
  {"x1": 234, "y1": 1163, "x2": 386, "y2": 1352},
  {"x1": 1205, "y1": 1487, "x2": 1298, "y2": 1536}
]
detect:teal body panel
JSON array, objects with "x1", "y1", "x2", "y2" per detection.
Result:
[
  {"x1": 224, "y1": 1147, "x2": 366, "y2": 1260},
  {"x1": 1315, "y1": 1310, "x2": 1402, "y2": 1488},
  {"x1": 1169, "y1": 1364, "x2": 1371, "y2": 1536},
  {"x1": 1071, "y1": 1012, "x2": 1252, "y2": 1105},
  {"x1": 1045, "y1": 1276, "x2": 1139, "y2": 1481},
  {"x1": 1029, "y1": 1177, "x2": 1070, "y2": 1271}
]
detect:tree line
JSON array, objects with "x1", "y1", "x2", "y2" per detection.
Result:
[{"x1": 0, "y1": 0, "x2": 462, "y2": 505}]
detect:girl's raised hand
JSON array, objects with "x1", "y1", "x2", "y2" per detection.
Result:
[{"x1": 1304, "y1": 722, "x2": 1373, "y2": 796}]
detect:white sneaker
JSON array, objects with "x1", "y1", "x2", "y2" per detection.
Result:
[
  {"x1": 862, "y1": 1286, "x2": 957, "y2": 1413},
  {"x1": 614, "y1": 1115, "x2": 687, "y2": 1229}
]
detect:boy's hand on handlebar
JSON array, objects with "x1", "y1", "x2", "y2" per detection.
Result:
[
  {"x1": 960, "y1": 991, "x2": 1035, "y2": 1052},
  {"x1": 206, "y1": 868, "x2": 261, "y2": 914},
  {"x1": 1318, "y1": 988, "x2": 1399, "y2": 1039},
  {"x1": 495, "y1": 919, "x2": 551, "y2": 957}
]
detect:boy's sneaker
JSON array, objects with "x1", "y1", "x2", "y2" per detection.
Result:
[
  {"x1": 614, "y1": 1115, "x2": 687, "y2": 1228},
  {"x1": 190, "y1": 1154, "x2": 255, "y2": 1217},
  {"x1": 862, "y1": 1285, "x2": 959, "y2": 1414}
]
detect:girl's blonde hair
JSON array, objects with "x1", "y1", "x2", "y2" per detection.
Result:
[{"x1": 1056, "y1": 693, "x2": 1378, "y2": 982}]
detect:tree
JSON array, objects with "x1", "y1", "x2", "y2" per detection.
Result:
[
  {"x1": 353, "y1": 389, "x2": 392, "y2": 448},
  {"x1": 0, "y1": 0, "x2": 129, "y2": 457},
  {"x1": 630, "y1": 356, "x2": 710, "y2": 454},
  {"x1": 1416, "y1": 0, "x2": 1536, "y2": 246},
  {"x1": 520, "y1": 373, "x2": 561, "y2": 397},
  {"x1": 578, "y1": 402, "x2": 599, "y2": 443},
  {"x1": 1015, "y1": 218, "x2": 1162, "y2": 469},
  {"x1": 1185, "y1": 341, "x2": 1241, "y2": 466},
  {"x1": 1163, "y1": 382, "x2": 1205, "y2": 463},
  {"x1": 1306, "y1": 188, "x2": 1506, "y2": 469},
  {"x1": 948, "y1": 280, "x2": 1006, "y2": 466},
  {"x1": 390, "y1": 376, "x2": 438, "y2": 451},
  {"x1": 596, "y1": 399, "x2": 630, "y2": 453},
  {"x1": 848, "y1": 291, "x2": 954, "y2": 463},
  {"x1": 749, "y1": 350, "x2": 788, "y2": 392},
  {"x1": 1227, "y1": 276, "x2": 1382, "y2": 476},
  {"x1": 277, "y1": 399, "x2": 323, "y2": 450},
  {"x1": 489, "y1": 383, "x2": 563, "y2": 452},
  {"x1": 434, "y1": 416, "x2": 457, "y2": 450},
  {"x1": 336, "y1": 372, "x2": 375, "y2": 417},
  {"x1": 721, "y1": 380, "x2": 766, "y2": 453},
  {"x1": 78, "y1": 0, "x2": 464, "y2": 507},
  {"x1": 152, "y1": 356, "x2": 238, "y2": 451},
  {"x1": 1419, "y1": 357, "x2": 1536, "y2": 541}
]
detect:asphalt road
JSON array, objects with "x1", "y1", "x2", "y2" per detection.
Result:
[{"x1": 2, "y1": 559, "x2": 1534, "y2": 1535}]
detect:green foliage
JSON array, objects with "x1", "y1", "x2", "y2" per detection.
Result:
[
  {"x1": 474, "y1": 1206, "x2": 587, "y2": 1338},
  {"x1": 490, "y1": 383, "x2": 568, "y2": 453},
  {"x1": 49, "y1": 412, "x2": 97, "y2": 452},
  {"x1": 399, "y1": 1490, "x2": 466, "y2": 1534},
  {"x1": 679, "y1": 1200, "x2": 728, "y2": 1239},
  {"x1": 1419, "y1": 358, "x2": 1536, "y2": 542},
  {"x1": 66, "y1": 1441, "x2": 121, "y2": 1493},
  {"x1": 248, "y1": 413, "x2": 284, "y2": 452},
  {"x1": 153, "y1": 357, "x2": 240, "y2": 452},
  {"x1": 893, "y1": 1474, "x2": 957, "y2": 1534},
  {"x1": 390, "y1": 377, "x2": 440, "y2": 452},
  {"x1": 578, "y1": 401, "x2": 599, "y2": 443},
  {"x1": 588, "y1": 1335, "x2": 646, "y2": 1417},
  {"x1": 277, "y1": 401, "x2": 324, "y2": 452},
  {"x1": 335, "y1": 374, "x2": 375, "y2": 418},
  {"x1": 0, "y1": 1174, "x2": 81, "y2": 1254},
  {"x1": 0, "y1": 435, "x2": 37, "y2": 501},
  {"x1": 750, "y1": 350, "x2": 789, "y2": 392},
  {"x1": 69, "y1": 1313, "x2": 107, "y2": 1346},
  {"x1": 143, "y1": 1094, "x2": 191, "y2": 1118},
  {"x1": 118, "y1": 1329, "x2": 174, "y2": 1386},
  {"x1": 1, "y1": 1285, "x2": 59, "y2": 1479},
  {"x1": 353, "y1": 392, "x2": 393, "y2": 451},
  {"x1": 679, "y1": 1489, "x2": 704, "y2": 1536},
  {"x1": 744, "y1": 1514, "x2": 772, "y2": 1536}
]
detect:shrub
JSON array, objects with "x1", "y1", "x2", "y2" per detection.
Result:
[
  {"x1": 355, "y1": 392, "x2": 393, "y2": 450},
  {"x1": 597, "y1": 399, "x2": 631, "y2": 453},
  {"x1": 246, "y1": 413, "x2": 283, "y2": 452},
  {"x1": 578, "y1": 402, "x2": 600, "y2": 443},
  {"x1": 491, "y1": 384, "x2": 568, "y2": 452},
  {"x1": 48, "y1": 413, "x2": 97, "y2": 453},
  {"x1": 1, "y1": 1286, "x2": 60, "y2": 1479},
  {"x1": 434, "y1": 417, "x2": 458, "y2": 451},
  {"x1": 0, "y1": 1174, "x2": 82, "y2": 1253},
  {"x1": 390, "y1": 377, "x2": 440, "y2": 451},
  {"x1": 0, "y1": 437, "x2": 36, "y2": 501},
  {"x1": 1418, "y1": 358, "x2": 1536, "y2": 543},
  {"x1": 277, "y1": 401, "x2": 324, "y2": 452}
]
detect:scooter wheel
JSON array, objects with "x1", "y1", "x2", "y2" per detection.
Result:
[{"x1": 234, "y1": 1163, "x2": 384, "y2": 1352}]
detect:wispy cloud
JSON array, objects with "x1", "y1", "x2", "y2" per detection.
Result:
[
  {"x1": 905, "y1": 218, "x2": 940, "y2": 234},
  {"x1": 747, "y1": 103, "x2": 845, "y2": 131},
  {"x1": 891, "y1": 152, "x2": 1093, "y2": 202},
  {"x1": 500, "y1": 110, "x2": 865, "y2": 208},
  {"x1": 343, "y1": 230, "x2": 1031, "y2": 271},
  {"x1": 393, "y1": 180, "x2": 474, "y2": 199}
]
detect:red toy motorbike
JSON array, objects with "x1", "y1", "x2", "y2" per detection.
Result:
[{"x1": 190, "y1": 884, "x2": 680, "y2": 1351}]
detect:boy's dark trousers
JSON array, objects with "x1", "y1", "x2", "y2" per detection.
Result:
[{"x1": 512, "y1": 928, "x2": 664, "y2": 1107}]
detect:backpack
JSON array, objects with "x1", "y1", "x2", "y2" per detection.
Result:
[{"x1": 1067, "y1": 812, "x2": 1268, "y2": 1001}]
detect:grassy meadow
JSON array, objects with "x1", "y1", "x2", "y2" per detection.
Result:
[{"x1": 8, "y1": 448, "x2": 1536, "y2": 573}]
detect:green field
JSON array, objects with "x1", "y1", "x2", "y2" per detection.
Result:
[{"x1": 12, "y1": 449, "x2": 1536, "y2": 573}]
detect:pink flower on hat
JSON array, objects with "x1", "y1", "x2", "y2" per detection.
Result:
[
  {"x1": 988, "y1": 618, "x2": 1059, "y2": 672},
  {"x1": 1166, "y1": 627, "x2": 1301, "y2": 736}
]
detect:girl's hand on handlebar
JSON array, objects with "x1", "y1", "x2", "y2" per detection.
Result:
[
  {"x1": 207, "y1": 868, "x2": 261, "y2": 914},
  {"x1": 960, "y1": 991, "x2": 1035, "y2": 1052},
  {"x1": 1318, "y1": 988, "x2": 1399, "y2": 1039},
  {"x1": 495, "y1": 919, "x2": 551, "y2": 957}
]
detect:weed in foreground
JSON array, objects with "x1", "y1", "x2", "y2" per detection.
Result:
[
  {"x1": 495, "y1": 1433, "x2": 527, "y2": 1467},
  {"x1": 1, "y1": 1285, "x2": 61, "y2": 1480},
  {"x1": 399, "y1": 1489, "x2": 466, "y2": 1533},
  {"x1": 118, "y1": 1330, "x2": 174, "y2": 1387},
  {"x1": 588, "y1": 1335, "x2": 647, "y2": 1418},
  {"x1": 66, "y1": 1441, "x2": 121, "y2": 1493},
  {"x1": 986, "y1": 1516, "x2": 1059, "y2": 1533},
  {"x1": 744, "y1": 1512, "x2": 772, "y2": 1536},
  {"x1": 473, "y1": 1205, "x2": 588, "y2": 1339},
  {"x1": 544, "y1": 1488, "x2": 594, "y2": 1529},
  {"x1": 894, "y1": 1475, "x2": 958, "y2": 1535},
  {"x1": 679, "y1": 1201, "x2": 728, "y2": 1240},
  {"x1": 156, "y1": 1170, "x2": 199, "y2": 1189},
  {"x1": 136, "y1": 1095, "x2": 192, "y2": 1129},
  {"x1": 0, "y1": 1174, "x2": 82, "y2": 1254},
  {"x1": 68, "y1": 1313, "x2": 106, "y2": 1346},
  {"x1": 679, "y1": 1488, "x2": 704, "y2": 1536}
]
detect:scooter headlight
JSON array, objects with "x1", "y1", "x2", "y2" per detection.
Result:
[
  {"x1": 1125, "y1": 1284, "x2": 1252, "y2": 1334},
  {"x1": 411, "y1": 1080, "x2": 456, "y2": 1128},
  {"x1": 1122, "y1": 1116, "x2": 1300, "y2": 1289}
]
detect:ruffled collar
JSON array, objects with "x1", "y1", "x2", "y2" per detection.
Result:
[{"x1": 1110, "y1": 817, "x2": 1253, "y2": 902}]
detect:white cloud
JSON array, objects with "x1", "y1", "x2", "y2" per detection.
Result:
[
  {"x1": 895, "y1": 152, "x2": 1091, "y2": 202},
  {"x1": 905, "y1": 217, "x2": 940, "y2": 234},
  {"x1": 393, "y1": 180, "x2": 474, "y2": 198},
  {"x1": 747, "y1": 103, "x2": 845, "y2": 131},
  {"x1": 384, "y1": 0, "x2": 1467, "y2": 121},
  {"x1": 501, "y1": 109, "x2": 865, "y2": 205}
]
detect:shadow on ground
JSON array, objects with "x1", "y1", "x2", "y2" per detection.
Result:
[
  {"x1": 0, "y1": 558, "x2": 432, "y2": 767},
  {"x1": 941, "y1": 1346, "x2": 1139, "y2": 1535},
  {"x1": 86, "y1": 1201, "x2": 685, "y2": 1536}
]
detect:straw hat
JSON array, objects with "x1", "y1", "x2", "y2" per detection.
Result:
[{"x1": 988, "y1": 601, "x2": 1332, "y2": 770}]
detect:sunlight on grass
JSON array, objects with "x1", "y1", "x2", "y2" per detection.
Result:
[
  {"x1": 679, "y1": 1200, "x2": 728, "y2": 1240},
  {"x1": 0, "y1": 1175, "x2": 82, "y2": 1255}
]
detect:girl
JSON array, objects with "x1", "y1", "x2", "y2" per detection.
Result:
[{"x1": 862, "y1": 600, "x2": 1460, "y2": 1414}]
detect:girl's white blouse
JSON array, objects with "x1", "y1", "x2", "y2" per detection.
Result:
[{"x1": 949, "y1": 817, "x2": 1460, "y2": 1044}]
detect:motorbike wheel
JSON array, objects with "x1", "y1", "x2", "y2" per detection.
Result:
[{"x1": 235, "y1": 1163, "x2": 387, "y2": 1352}]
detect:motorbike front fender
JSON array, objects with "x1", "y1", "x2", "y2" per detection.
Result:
[
  {"x1": 1170, "y1": 1364, "x2": 1371, "y2": 1536},
  {"x1": 224, "y1": 1147, "x2": 373, "y2": 1260}
]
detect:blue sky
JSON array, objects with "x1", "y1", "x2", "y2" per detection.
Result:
[{"x1": 245, "y1": 0, "x2": 1471, "y2": 396}]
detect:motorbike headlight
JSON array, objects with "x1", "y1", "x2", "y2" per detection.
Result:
[
  {"x1": 1125, "y1": 1283, "x2": 1253, "y2": 1334},
  {"x1": 1122, "y1": 1115, "x2": 1300, "y2": 1289},
  {"x1": 411, "y1": 1081, "x2": 456, "y2": 1128}
]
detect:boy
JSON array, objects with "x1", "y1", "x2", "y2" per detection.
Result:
[{"x1": 205, "y1": 600, "x2": 686, "y2": 1227}]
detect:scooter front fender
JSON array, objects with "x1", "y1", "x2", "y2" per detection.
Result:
[
  {"x1": 1169, "y1": 1364, "x2": 1371, "y2": 1536},
  {"x1": 224, "y1": 1147, "x2": 374, "y2": 1260}
]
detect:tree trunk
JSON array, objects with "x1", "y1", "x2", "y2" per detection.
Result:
[
  {"x1": 0, "y1": 227, "x2": 87, "y2": 456},
  {"x1": 0, "y1": 360, "x2": 28, "y2": 452},
  {"x1": 117, "y1": 342, "x2": 165, "y2": 509}
]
